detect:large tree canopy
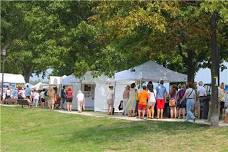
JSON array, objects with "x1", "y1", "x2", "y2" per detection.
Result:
[{"x1": 2, "y1": 1, "x2": 227, "y2": 81}]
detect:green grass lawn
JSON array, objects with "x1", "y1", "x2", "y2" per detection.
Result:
[{"x1": 1, "y1": 106, "x2": 228, "y2": 152}]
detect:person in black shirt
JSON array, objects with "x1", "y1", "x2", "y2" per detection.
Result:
[{"x1": 60, "y1": 86, "x2": 66, "y2": 109}]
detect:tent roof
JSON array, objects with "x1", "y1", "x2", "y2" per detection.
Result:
[
  {"x1": 32, "y1": 82, "x2": 49, "y2": 90},
  {"x1": 115, "y1": 61, "x2": 187, "y2": 82},
  {"x1": 61, "y1": 74, "x2": 80, "y2": 85},
  {"x1": 0, "y1": 73, "x2": 25, "y2": 84},
  {"x1": 61, "y1": 72, "x2": 114, "y2": 85},
  {"x1": 81, "y1": 71, "x2": 114, "y2": 84}
]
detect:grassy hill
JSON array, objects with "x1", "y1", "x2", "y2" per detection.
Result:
[{"x1": 1, "y1": 106, "x2": 228, "y2": 152}]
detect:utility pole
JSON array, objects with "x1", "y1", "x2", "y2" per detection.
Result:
[{"x1": 1, "y1": 49, "x2": 6, "y2": 101}]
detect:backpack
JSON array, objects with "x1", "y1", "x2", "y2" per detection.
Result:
[{"x1": 44, "y1": 90, "x2": 48, "y2": 97}]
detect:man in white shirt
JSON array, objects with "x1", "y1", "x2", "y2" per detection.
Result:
[
  {"x1": 77, "y1": 90, "x2": 85, "y2": 113},
  {"x1": 197, "y1": 81, "x2": 207, "y2": 119},
  {"x1": 197, "y1": 81, "x2": 207, "y2": 97},
  {"x1": 6, "y1": 87, "x2": 11, "y2": 99}
]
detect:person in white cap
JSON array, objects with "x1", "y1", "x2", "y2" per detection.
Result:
[
  {"x1": 197, "y1": 81, "x2": 207, "y2": 97},
  {"x1": 77, "y1": 90, "x2": 85, "y2": 113}
]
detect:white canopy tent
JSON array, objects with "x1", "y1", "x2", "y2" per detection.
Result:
[
  {"x1": 32, "y1": 82, "x2": 48, "y2": 90},
  {"x1": 0, "y1": 73, "x2": 25, "y2": 84},
  {"x1": 115, "y1": 60, "x2": 187, "y2": 82},
  {"x1": 82, "y1": 72, "x2": 114, "y2": 112},
  {"x1": 60, "y1": 72, "x2": 115, "y2": 112},
  {"x1": 61, "y1": 74, "x2": 80, "y2": 85},
  {"x1": 49, "y1": 76, "x2": 63, "y2": 85}
]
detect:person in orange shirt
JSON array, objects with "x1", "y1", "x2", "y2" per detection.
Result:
[{"x1": 138, "y1": 86, "x2": 149, "y2": 119}]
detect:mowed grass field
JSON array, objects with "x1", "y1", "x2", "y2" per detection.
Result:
[{"x1": 1, "y1": 106, "x2": 228, "y2": 152}]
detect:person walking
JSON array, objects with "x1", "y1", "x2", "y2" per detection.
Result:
[
  {"x1": 77, "y1": 90, "x2": 85, "y2": 113},
  {"x1": 122, "y1": 85, "x2": 130, "y2": 115},
  {"x1": 60, "y1": 86, "x2": 66, "y2": 109},
  {"x1": 25, "y1": 85, "x2": 32, "y2": 107},
  {"x1": 107, "y1": 85, "x2": 115, "y2": 115},
  {"x1": 25, "y1": 85, "x2": 31, "y2": 99},
  {"x1": 147, "y1": 81, "x2": 156, "y2": 119},
  {"x1": 31, "y1": 90, "x2": 35, "y2": 105},
  {"x1": 33, "y1": 90, "x2": 40, "y2": 107},
  {"x1": 181, "y1": 82, "x2": 196, "y2": 123},
  {"x1": 12, "y1": 88, "x2": 18, "y2": 99},
  {"x1": 126, "y1": 83, "x2": 137, "y2": 117},
  {"x1": 156, "y1": 80, "x2": 167, "y2": 119},
  {"x1": 66, "y1": 87, "x2": 73, "y2": 112},
  {"x1": 169, "y1": 85, "x2": 178, "y2": 119}
]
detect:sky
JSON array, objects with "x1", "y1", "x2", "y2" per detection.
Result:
[
  {"x1": 30, "y1": 69, "x2": 53, "y2": 83},
  {"x1": 195, "y1": 61, "x2": 228, "y2": 84}
]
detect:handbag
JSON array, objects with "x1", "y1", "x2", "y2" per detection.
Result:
[
  {"x1": 118, "y1": 100, "x2": 123, "y2": 110},
  {"x1": 169, "y1": 99, "x2": 176, "y2": 107}
]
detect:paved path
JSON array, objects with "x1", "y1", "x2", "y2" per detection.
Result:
[
  {"x1": 1, "y1": 104, "x2": 227, "y2": 127},
  {"x1": 55, "y1": 110, "x2": 228, "y2": 127}
]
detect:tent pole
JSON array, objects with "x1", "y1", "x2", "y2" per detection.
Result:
[{"x1": 140, "y1": 72, "x2": 142, "y2": 88}]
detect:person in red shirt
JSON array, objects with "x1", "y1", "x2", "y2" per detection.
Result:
[
  {"x1": 138, "y1": 86, "x2": 149, "y2": 119},
  {"x1": 66, "y1": 87, "x2": 73, "y2": 112}
]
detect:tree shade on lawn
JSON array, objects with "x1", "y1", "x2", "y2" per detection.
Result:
[{"x1": 1, "y1": 106, "x2": 228, "y2": 152}]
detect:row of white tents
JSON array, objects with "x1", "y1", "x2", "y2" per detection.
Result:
[
  {"x1": 52, "y1": 61, "x2": 187, "y2": 112},
  {"x1": 1, "y1": 61, "x2": 188, "y2": 112}
]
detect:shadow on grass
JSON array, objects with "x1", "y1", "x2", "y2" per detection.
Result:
[{"x1": 64, "y1": 119, "x2": 209, "y2": 145}]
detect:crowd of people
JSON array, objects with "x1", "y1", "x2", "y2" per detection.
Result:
[
  {"x1": 1, "y1": 83, "x2": 85, "y2": 113},
  {"x1": 116, "y1": 80, "x2": 228, "y2": 122},
  {"x1": 1, "y1": 85, "x2": 86, "y2": 112},
  {"x1": 1, "y1": 80, "x2": 228, "y2": 122}
]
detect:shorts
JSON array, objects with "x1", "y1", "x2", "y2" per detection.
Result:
[
  {"x1": 6, "y1": 95, "x2": 11, "y2": 99},
  {"x1": 220, "y1": 102, "x2": 225, "y2": 109},
  {"x1": 138, "y1": 104, "x2": 147, "y2": 110},
  {"x1": 147, "y1": 102, "x2": 155, "y2": 108},
  {"x1": 180, "y1": 100, "x2": 186, "y2": 108},
  {"x1": 157, "y1": 99, "x2": 165, "y2": 109},
  {"x1": 66, "y1": 98, "x2": 73, "y2": 103}
]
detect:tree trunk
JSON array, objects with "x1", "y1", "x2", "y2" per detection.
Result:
[
  {"x1": 185, "y1": 50, "x2": 197, "y2": 83},
  {"x1": 187, "y1": 67, "x2": 195, "y2": 83},
  {"x1": 23, "y1": 66, "x2": 33, "y2": 83},
  {"x1": 209, "y1": 12, "x2": 219, "y2": 127}
]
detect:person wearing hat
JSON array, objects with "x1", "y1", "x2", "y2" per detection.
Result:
[
  {"x1": 77, "y1": 90, "x2": 85, "y2": 113},
  {"x1": 107, "y1": 85, "x2": 115, "y2": 115}
]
